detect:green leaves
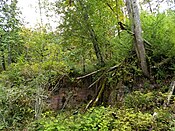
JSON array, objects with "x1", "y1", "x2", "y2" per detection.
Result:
[
  {"x1": 0, "y1": 84, "x2": 36, "y2": 130},
  {"x1": 0, "y1": 0, "x2": 22, "y2": 68},
  {"x1": 57, "y1": 0, "x2": 131, "y2": 70},
  {"x1": 141, "y1": 11, "x2": 175, "y2": 57},
  {"x1": 35, "y1": 106, "x2": 174, "y2": 130}
]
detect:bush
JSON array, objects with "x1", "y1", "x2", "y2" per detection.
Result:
[
  {"x1": 124, "y1": 91, "x2": 166, "y2": 112},
  {"x1": 34, "y1": 106, "x2": 174, "y2": 131},
  {"x1": 0, "y1": 85, "x2": 35, "y2": 130},
  {"x1": 36, "y1": 106, "x2": 112, "y2": 131}
]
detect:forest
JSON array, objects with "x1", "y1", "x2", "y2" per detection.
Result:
[{"x1": 1, "y1": 0, "x2": 175, "y2": 130}]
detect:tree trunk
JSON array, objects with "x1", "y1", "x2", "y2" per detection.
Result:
[
  {"x1": 0, "y1": 38, "x2": 6, "y2": 70},
  {"x1": 8, "y1": 42, "x2": 12, "y2": 65},
  {"x1": 1, "y1": 49, "x2": 6, "y2": 70},
  {"x1": 148, "y1": 1, "x2": 153, "y2": 13},
  {"x1": 88, "y1": 27, "x2": 105, "y2": 66},
  {"x1": 126, "y1": 0, "x2": 149, "y2": 78},
  {"x1": 7, "y1": 30, "x2": 12, "y2": 65},
  {"x1": 125, "y1": 0, "x2": 132, "y2": 20},
  {"x1": 77, "y1": 0, "x2": 105, "y2": 66}
]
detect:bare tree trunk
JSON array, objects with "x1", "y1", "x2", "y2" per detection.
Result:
[
  {"x1": 126, "y1": 0, "x2": 149, "y2": 78},
  {"x1": 125, "y1": 0, "x2": 132, "y2": 19}
]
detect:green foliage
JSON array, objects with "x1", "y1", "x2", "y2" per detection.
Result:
[
  {"x1": 153, "y1": 108, "x2": 174, "y2": 130},
  {"x1": 0, "y1": 85, "x2": 35, "y2": 130},
  {"x1": 113, "y1": 109, "x2": 153, "y2": 130},
  {"x1": 57, "y1": 0, "x2": 131, "y2": 69},
  {"x1": 33, "y1": 106, "x2": 174, "y2": 131},
  {"x1": 37, "y1": 106, "x2": 111, "y2": 131},
  {"x1": 124, "y1": 91, "x2": 166, "y2": 112},
  {"x1": 140, "y1": 11, "x2": 175, "y2": 79},
  {"x1": 0, "y1": 29, "x2": 68, "y2": 129},
  {"x1": 0, "y1": 27, "x2": 68, "y2": 87},
  {"x1": 0, "y1": 0, "x2": 23, "y2": 69},
  {"x1": 142, "y1": 11, "x2": 175, "y2": 62},
  {"x1": 2, "y1": 0, "x2": 175, "y2": 130}
]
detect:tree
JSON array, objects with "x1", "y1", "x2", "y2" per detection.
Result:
[
  {"x1": 0, "y1": 0, "x2": 22, "y2": 70},
  {"x1": 56, "y1": 0, "x2": 118, "y2": 69},
  {"x1": 126, "y1": 0, "x2": 149, "y2": 77},
  {"x1": 77, "y1": 0, "x2": 105, "y2": 66}
]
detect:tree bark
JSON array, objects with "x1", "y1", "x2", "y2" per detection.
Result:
[
  {"x1": 8, "y1": 42, "x2": 12, "y2": 65},
  {"x1": 0, "y1": 37, "x2": 6, "y2": 70},
  {"x1": 88, "y1": 27, "x2": 105, "y2": 66},
  {"x1": 1, "y1": 49, "x2": 6, "y2": 70},
  {"x1": 148, "y1": 1, "x2": 153, "y2": 13},
  {"x1": 126, "y1": 0, "x2": 149, "y2": 78}
]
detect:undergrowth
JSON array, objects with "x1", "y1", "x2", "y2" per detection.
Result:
[{"x1": 30, "y1": 105, "x2": 175, "y2": 131}]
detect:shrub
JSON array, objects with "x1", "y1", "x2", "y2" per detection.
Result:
[
  {"x1": 0, "y1": 85, "x2": 35, "y2": 130},
  {"x1": 34, "y1": 106, "x2": 174, "y2": 131},
  {"x1": 124, "y1": 91, "x2": 166, "y2": 112}
]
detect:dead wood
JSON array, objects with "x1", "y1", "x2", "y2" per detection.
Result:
[
  {"x1": 76, "y1": 68, "x2": 105, "y2": 80},
  {"x1": 61, "y1": 91, "x2": 74, "y2": 110},
  {"x1": 152, "y1": 58, "x2": 171, "y2": 68},
  {"x1": 164, "y1": 81, "x2": 175, "y2": 107},
  {"x1": 92, "y1": 78, "x2": 106, "y2": 107},
  {"x1": 51, "y1": 74, "x2": 66, "y2": 93}
]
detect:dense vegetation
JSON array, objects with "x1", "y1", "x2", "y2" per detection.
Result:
[{"x1": 1, "y1": 0, "x2": 175, "y2": 130}]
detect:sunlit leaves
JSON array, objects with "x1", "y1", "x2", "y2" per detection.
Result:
[
  {"x1": 141, "y1": 11, "x2": 175, "y2": 58},
  {"x1": 56, "y1": 0, "x2": 129, "y2": 70}
]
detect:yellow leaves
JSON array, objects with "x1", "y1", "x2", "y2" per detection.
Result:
[
  {"x1": 106, "y1": 0, "x2": 126, "y2": 22},
  {"x1": 64, "y1": 0, "x2": 75, "y2": 7}
]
